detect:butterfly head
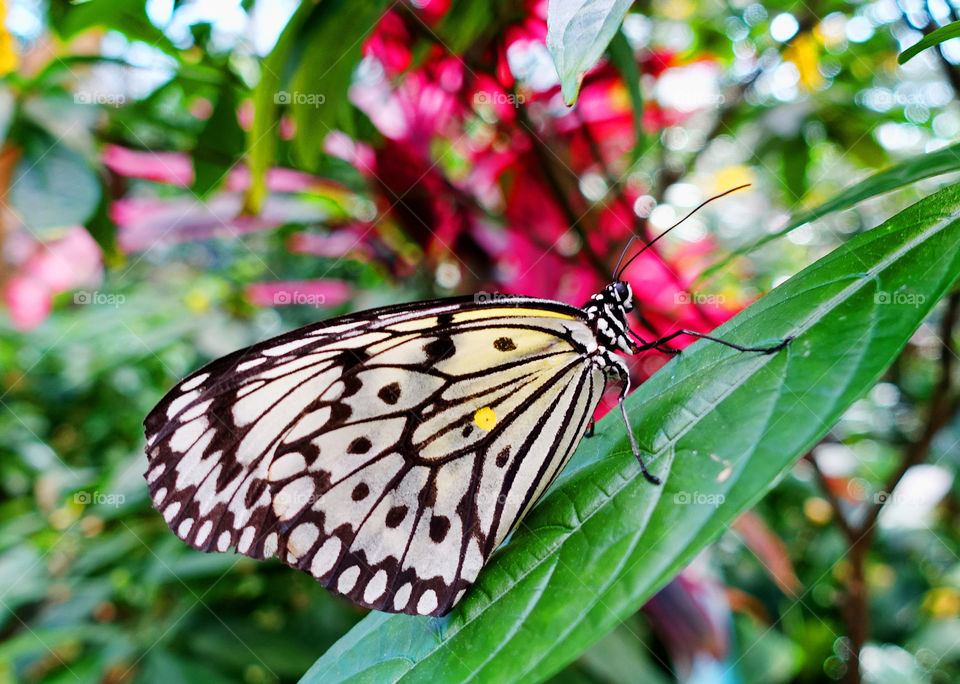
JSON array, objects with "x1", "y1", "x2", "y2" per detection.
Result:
[{"x1": 583, "y1": 281, "x2": 638, "y2": 354}]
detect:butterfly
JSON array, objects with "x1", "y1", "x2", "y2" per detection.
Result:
[{"x1": 143, "y1": 187, "x2": 790, "y2": 617}]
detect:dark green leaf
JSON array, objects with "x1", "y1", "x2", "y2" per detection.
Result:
[
  {"x1": 898, "y1": 20, "x2": 960, "y2": 64},
  {"x1": 607, "y1": 31, "x2": 644, "y2": 162},
  {"x1": 303, "y1": 182, "x2": 960, "y2": 683},
  {"x1": 700, "y1": 141, "x2": 960, "y2": 282},
  {"x1": 546, "y1": 0, "x2": 634, "y2": 105},
  {"x1": 782, "y1": 136, "x2": 810, "y2": 202},
  {"x1": 192, "y1": 81, "x2": 245, "y2": 197}
]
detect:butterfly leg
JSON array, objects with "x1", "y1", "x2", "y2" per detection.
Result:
[
  {"x1": 632, "y1": 329, "x2": 792, "y2": 354},
  {"x1": 584, "y1": 420, "x2": 596, "y2": 438},
  {"x1": 604, "y1": 353, "x2": 661, "y2": 485}
]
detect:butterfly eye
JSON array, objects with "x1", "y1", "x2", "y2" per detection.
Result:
[{"x1": 613, "y1": 281, "x2": 632, "y2": 310}]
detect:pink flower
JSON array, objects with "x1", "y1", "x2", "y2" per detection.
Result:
[
  {"x1": 287, "y1": 228, "x2": 373, "y2": 259},
  {"x1": 3, "y1": 227, "x2": 103, "y2": 330},
  {"x1": 112, "y1": 194, "x2": 328, "y2": 253},
  {"x1": 102, "y1": 144, "x2": 194, "y2": 187},
  {"x1": 245, "y1": 279, "x2": 352, "y2": 308}
]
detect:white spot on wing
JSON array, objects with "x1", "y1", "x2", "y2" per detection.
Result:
[
  {"x1": 238, "y1": 526, "x2": 255, "y2": 553},
  {"x1": 364, "y1": 570, "x2": 388, "y2": 604},
  {"x1": 147, "y1": 464, "x2": 166, "y2": 484},
  {"x1": 180, "y1": 399, "x2": 213, "y2": 422},
  {"x1": 268, "y1": 452, "x2": 306, "y2": 482},
  {"x1": 287, "y1": 523, "x2": 319, "y2": 558},
  {"x1": 273, "y1": 476, "x2": 315, "y2": 520},
  {"x1": 180, "y1": 373, "x2": 210, "y2": 392},
  {"x1": 263, "y1": 532, "x2": 278, "y2": 557},
  {"x1": 237, "y1": 357, "x2": 266, "y2": 372},
  {"x1": 217, "y1": 531, "x2": 232, "y2": 551},
  {"x1": 337, "y1": 565, "x2": 360, "y2": 593},
  {"x1": 461, "y1": 538, "x2": 484, "y2": 581},
  {"x1": 311, "y1": 536, "x2": 341, "y2": 578},
  {"x1": 163, "y1": 502, "x2": 181, "y2": 523},
  {"x1": 166, "y1": 390, "x2": 200, "y2": 419},
  {"x1": 169, "y1": 417, "x2": 208, "y2": 453},
  {"x1": 393, "y1": 582, "x2": 412, "y2": 611},
  {"x1": 195, "y1": 520, "x2": 213, "y2": 545},
  {"x1": 177, "y1": 518, "x2": 194, "y2": 537},
  {"x1": 417, "y1": 590, "x2": 438, "y2": 615},
  {"x1": 263, "y1": 338, "x2": 315, "y2": 357}
]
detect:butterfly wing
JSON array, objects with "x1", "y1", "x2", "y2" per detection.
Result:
[{"x1": 144, "y1": 296, "x2": 607, "y2": 616}]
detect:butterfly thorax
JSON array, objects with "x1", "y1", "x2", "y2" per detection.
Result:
[{"x1": 582, "y1": 281, "x2": 639, "y2": 356}]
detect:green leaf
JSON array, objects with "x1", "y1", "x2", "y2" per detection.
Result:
[
  {"x1": 245, "y1": 0, "x2": 387, "y2": 210},
  {"x1": 288, "y1": 0, "x2": 389, "y2": 170},
  {"x1": 302, "y1": 183, "x2": 960, "y2": 683},
  {"x1": 547, "y1": 0, "x2": 634, "y2": 105},
  {"x1": 53, "y1": 0, "x2": 179, "y2": 57},
  {"x1": 898, "y1": 20, "x2": 960, "y2": 64},
  {"x1": 699, "y1": 141, "x2": 960, "y2": 283},
  {"x1": 245, "y1": 1, "x2": 317, "y2": 213},
  {"x1": 607, "y1": 31, "x2": 644, "y2": 162},
  {"x1": 192, "y1": 81, "x2": 245, "y2": 197},
  {"x1": 10, "y1": 128, "x2": 101, "y2": 234}
]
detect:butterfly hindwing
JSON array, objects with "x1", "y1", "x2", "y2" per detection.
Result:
[{"x1": 144, "y1": 296, "x2": 607, "y2": 615}]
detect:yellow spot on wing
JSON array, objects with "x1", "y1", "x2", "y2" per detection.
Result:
[{"x1": 474, "y1": 407, "x2": 497, "y2": 431}]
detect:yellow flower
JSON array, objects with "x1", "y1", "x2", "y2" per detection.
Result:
[
  {"x1": 784, "y1": 34, "x2": 825, "y2": 91},
  {"x1": 0, "y1": 0, "x2": 18, "y2": 76}
]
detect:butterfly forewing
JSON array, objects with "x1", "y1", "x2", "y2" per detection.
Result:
[{"x1": 144, "y1": 296, "x2": 607, "y2": 615}]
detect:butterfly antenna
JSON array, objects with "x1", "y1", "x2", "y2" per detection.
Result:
[{"x1": 614, "y1": 184, "x2": 751, "y2": 280}]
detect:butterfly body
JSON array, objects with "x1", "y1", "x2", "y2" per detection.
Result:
[{"x1": 144, "y1": 282, "x2": 646, "y2": 616}]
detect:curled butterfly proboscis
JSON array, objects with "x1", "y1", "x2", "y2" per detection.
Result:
[{"x1": 143, "y1": 187, "x2": 791, "y2": 616}]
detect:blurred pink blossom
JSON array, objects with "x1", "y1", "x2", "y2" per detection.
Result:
[
  {"x1": 4, "y1": 226, "x2": 103, "y2": 330},
  {"x1": 112, "y1": 194, "x2": 328, "y2": 253},
  {"x1": 245, "y1": 279, "x2": 352, "y2": 308},
  {"x1": 287, "y1": 228, "x2": 373, "y2": 259}
]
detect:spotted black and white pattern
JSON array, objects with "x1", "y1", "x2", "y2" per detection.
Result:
[{"x1": 144, "y1": 283, "x2": 640, "y2": 616}]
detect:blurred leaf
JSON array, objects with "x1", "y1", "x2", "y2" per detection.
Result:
[
  {"x1": 303, "y1": 182, "x2": 960, "y2": 683},
  {"x1": 733, "y1": 615, "x2": 802, "y2": 684},
  {"x1": 245, "y1": 1, "x2": 325, "y2": 213},
  {"x1": 53, "y1": 0, "x2": 178, "y2": 56},
  {"x1": 10, "y1": 128, "x2": 101, "y2": 234},
  {"x1": 700, "y1": 141, "x2": 960, "y2": 282},
  {"x1": 547, "y1": 0, "x2": 633, "y2": 104},
  {"x1": 140, "y1": 652, "x2": 237, "y2": 684},
  {"x1": 607, "y1": 31, "x2": 644, "y2": 162},
  {"x1": 288, "y1": 0, "x2": 390, "y2": 170},
  {"x1": 192, "y1": 81, "x2": 244, "y2": 197},
  {"x1": 576, "y1": 623, "x2": 671, "y2": 684},
  {"x1": 436, "y1": 0, "x2": 498, "y2": 53},
  {"x1": 899, "y1": 20, "x2": 960, "y2": 64},
  {"x1": 781, "y1": 136, "x2": 810, "y2": 202}
]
